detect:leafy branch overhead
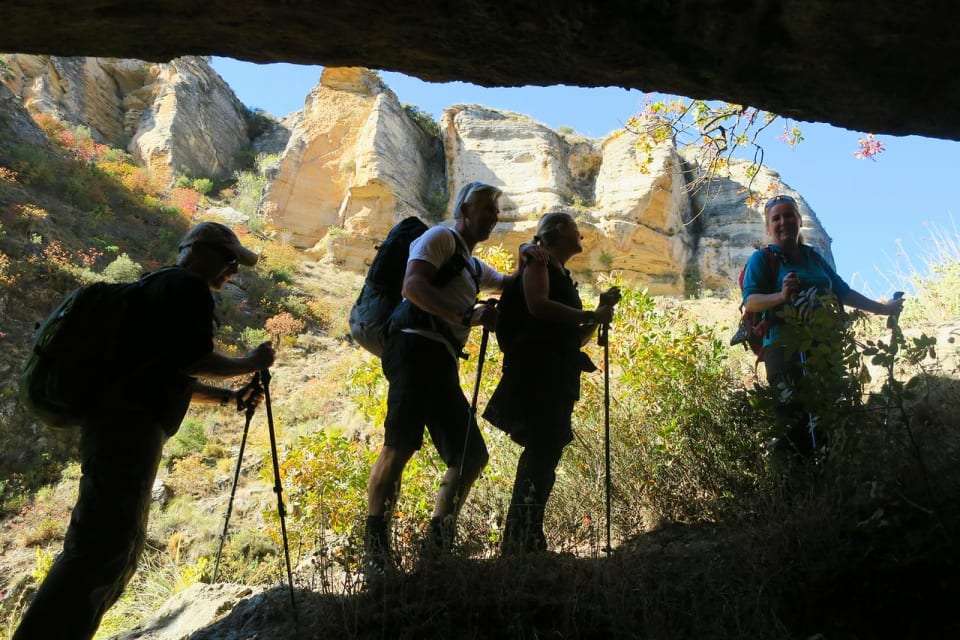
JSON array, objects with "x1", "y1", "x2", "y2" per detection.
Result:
[{"x1": 626, "y1": 96, "x2": 884, "y2": 201}]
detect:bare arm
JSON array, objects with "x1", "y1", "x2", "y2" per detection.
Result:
[
  {"x1": 523, "y1": 262, "x2": 619, "y2": 342},
  {"x1": 191, "y1": 378, "x2": 265, "y2": 410},
  {"x1": 501, "y1": 243, "x2": 550, "y2": 291},
  {"x1": 183, "y1": 341, "x2": 275, "y2": 377},
  {"x1": 191, "y1": 381, "x2": 239, "y2": 406},
  {"x1": 402, "y1": 259, "x2": 465, "y2": 326},
  {"x1": 842, "y1": 290, "x2": 904, "y2": 316}
]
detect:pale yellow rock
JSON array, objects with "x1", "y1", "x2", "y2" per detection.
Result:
[{"x1": 265, "y1": 68, "x2": 442, "y2": 271}]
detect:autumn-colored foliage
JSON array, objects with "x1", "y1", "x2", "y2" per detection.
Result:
[
  {"x1": 169, "y1": 187, "x2": 202, "y2": 217},
  {"x1": 264, "y1": 311, "x2": 305, "y2": 341}
]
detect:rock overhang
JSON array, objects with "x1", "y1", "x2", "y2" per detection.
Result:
[{"x1": 1, "y1": 1, "x2": 958, "y2": 140}]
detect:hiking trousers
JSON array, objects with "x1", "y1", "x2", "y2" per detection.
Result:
[{"x1": 14, "y1": 417, "x2": 166, "y2": 640}]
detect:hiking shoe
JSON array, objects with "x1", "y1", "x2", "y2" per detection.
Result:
[
  {"x1": 363, "y1": 515, "x2": 395, "y2": 579},
  {"x1": 502, "y1": 504, "x2": 547, "y2": 555},
  {"x1": 419, "y1": 515, "x2": 455, "y2": 564}
]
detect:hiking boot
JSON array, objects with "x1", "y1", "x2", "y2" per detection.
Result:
[
  {"x1": 363, "y1": 515, "x2": 395, "y2": 579},
  {"x1": 502, "y1": 504, "x2": 547, "y2": 555},
  {"x1": 419, "y1": 515, "x2": 455, "y2": 564}
]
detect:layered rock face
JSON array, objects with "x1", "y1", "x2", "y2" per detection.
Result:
[
  {"x1": 129, "y1": 57, "x2": 249, "y2": 185},
  {"x1": 1, "y1": 54, "x2": 249, "y2": 184},
  {"x1": 269, "y1": 72, "x2": 830, "y2": 294},
  {"x1": 0, "y1": 56, "x2": 831, "y2": 294},
  {"x1": 262, "y1": 68, "x2": 445, "y2": 268}
]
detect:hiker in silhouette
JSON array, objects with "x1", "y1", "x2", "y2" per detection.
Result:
[
  {"x1": 364, "y1": 181, "x2": 546, "y2": 574},
  {"x1": 14, "y1": 222, "x2": 275, "y2": 640},
  {"x1": 742, "y1": 194, "x2": 902, "y2": 459},
  {"x1": 483, "y1": 211, "x2": 620, "y2": 553}
]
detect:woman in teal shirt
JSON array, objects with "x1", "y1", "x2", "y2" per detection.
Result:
[{"x1": 741, "y1": 194, "x2": 903, "y2": 457}]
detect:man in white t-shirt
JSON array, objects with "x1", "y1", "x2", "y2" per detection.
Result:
[{"x1": 364, "y1": 181, "x2": 539, "y2": 574}]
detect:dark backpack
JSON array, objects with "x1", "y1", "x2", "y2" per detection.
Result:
[
  {"x1": 730, "y1": 247, "x2": 781, "y2": 360},
  {"x1": 349, "y1": 217, "x2": 480, "y2": 357},
  {"x1": 349, "y1": 217, "x2": 430, "y2": 356},
  {"x1": 19, "y1": 270, "x2": 165, "y2": 429}
]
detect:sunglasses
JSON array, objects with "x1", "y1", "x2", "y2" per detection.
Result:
[{"x1": 764, "y1": 194, "x2": 796, "y2": 210}]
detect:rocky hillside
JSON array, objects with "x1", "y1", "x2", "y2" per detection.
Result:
[
  {"x1": 2, "y1": 56, "x2": 832, "y2": 295},
  {"x1": 2, "y1": 54, "x2": 254, "y2": 186}
]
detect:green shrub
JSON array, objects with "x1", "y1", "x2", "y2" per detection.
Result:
[
  {"x1": 403, "y1": 104, "x2": 440, "y2": 138},
  {"x1": 192, "y1": 178, "x2": 214, "y2": 195},
  {"x1": 239, "y1": 327, "x2": 271, "y2": 348},
  {"x1": 232, "y1": 170, "x2": 265, "y2": 218},
  {"x1": 424, "y1": 188, "x2": 449, "y2": 222},
  {"x1": 164, "y1": 418, "x2": 208, "y2": 462},
  {"x1": 101, "y1": 253, "x2": 143, "y2": 282}
]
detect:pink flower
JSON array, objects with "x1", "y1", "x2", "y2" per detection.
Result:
[{"x1": 853, "y1": 133, "x2": 885, "y2": 161}]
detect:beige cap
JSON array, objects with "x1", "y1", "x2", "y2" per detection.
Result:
[{"x1": 178, "y1": 222, "x2": 258, "y2": 266}]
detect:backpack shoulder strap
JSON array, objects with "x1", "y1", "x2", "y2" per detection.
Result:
[
  {"x1": 761, "y1": 246, "x2": 781, "y2": 291},
  {"x1": 469, "y1": 256, "x2": 482, "y2": 291},
  {"x1": 434, "y1": 229, "x2": 479, "y2": 291}
]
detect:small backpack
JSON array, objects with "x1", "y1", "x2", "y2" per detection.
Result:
[
  {"x1": 19, "y1": 270, "x2": 165, "y2": 429},
  {"x1": 349, "y1": 217, "x2": 430, "y2": 356},
  {"x1": 730, "y1": 247, "x2": 781, "y2": 360},
  {"x1": 349, "y1": 217, "x2": 479, "y2": 357}
]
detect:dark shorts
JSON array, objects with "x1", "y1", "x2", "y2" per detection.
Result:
[{"x1": 381, "y1": 331, "x2": 488, "y2": 466}]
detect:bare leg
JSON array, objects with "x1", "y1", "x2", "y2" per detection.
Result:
[
  {"x1": 367, "y1": 445, "x2": 414, "y2": 517},
  {"x1": 433, "y1": 447, "x2": 489, "y2": 519}
]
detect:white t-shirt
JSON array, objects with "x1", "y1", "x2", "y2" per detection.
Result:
[{"x1": 403, "y1": 225, "x2": 504, "y2": 356}]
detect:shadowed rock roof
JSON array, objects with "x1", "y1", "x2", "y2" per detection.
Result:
[{"x1": 2, "y1": 1, "x2": 957, "y2": 140}]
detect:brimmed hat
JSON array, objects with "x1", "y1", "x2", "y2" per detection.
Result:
[{"x1": 179, "y1": 222, "x2": 258, "y2": 266}]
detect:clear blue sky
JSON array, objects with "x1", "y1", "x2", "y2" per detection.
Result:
[{"x1": 212, "y1": 57, "x2": 959, "y2": 298}]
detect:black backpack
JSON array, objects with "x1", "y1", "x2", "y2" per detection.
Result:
[
  {"x1": 349, "y1": 217, "x2": 479, "y2": 356},
  {"x1": 349, "y1": 217, "x2": 431, "y2": 356},
  {"x1": 19, "y1": 269, "x2": 167, "y2": 428}
]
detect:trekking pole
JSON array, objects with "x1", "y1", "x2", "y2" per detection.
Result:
[
  {"x1": 598, "y1": 321, "x2": 612, "y2": 556},
  {"x1": 260, "y1": 368, "x2": 298, "y2": 617},
  {"x1": 460, "y1": 318, "x2": 491, "y2": 482},
  {"x1": 882, "y1": 292, "x2": 905, "y2": 431},
  {"x1": 214, "y1": 372, "x2": 261, "y2": 583}
]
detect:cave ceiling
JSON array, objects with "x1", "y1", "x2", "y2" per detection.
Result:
[{"x1": 3, "y1": 1, "x2": 958, "y2": 140}]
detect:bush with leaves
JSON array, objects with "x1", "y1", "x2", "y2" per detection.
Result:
[
  {"x1": 551, "y1": 286, "x2": 772, "y2": 540},
  {"x1": 101, "y1": 253, "x2": 143, "y2": 283},
  {"x1": 402, "y1": 104, "x2": 440, "y2": 138}
]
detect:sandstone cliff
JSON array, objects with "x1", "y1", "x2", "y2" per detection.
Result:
[
  {"x1": 0, "y1": 56, "x2": 832, "y2": 294},
  {"x1": 266, "y1": 69, "x2": 831, "y2": 294},
  {"x1": 262, "y1": 68, "x2": 445, "y2": 265},
  {"x1": 1, "y1": 54, "x2": 249, "y2": 185}
]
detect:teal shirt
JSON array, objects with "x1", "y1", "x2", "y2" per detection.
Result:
[{"x1": 741, "y1": 244, "x2": 850, "y2": 346}]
